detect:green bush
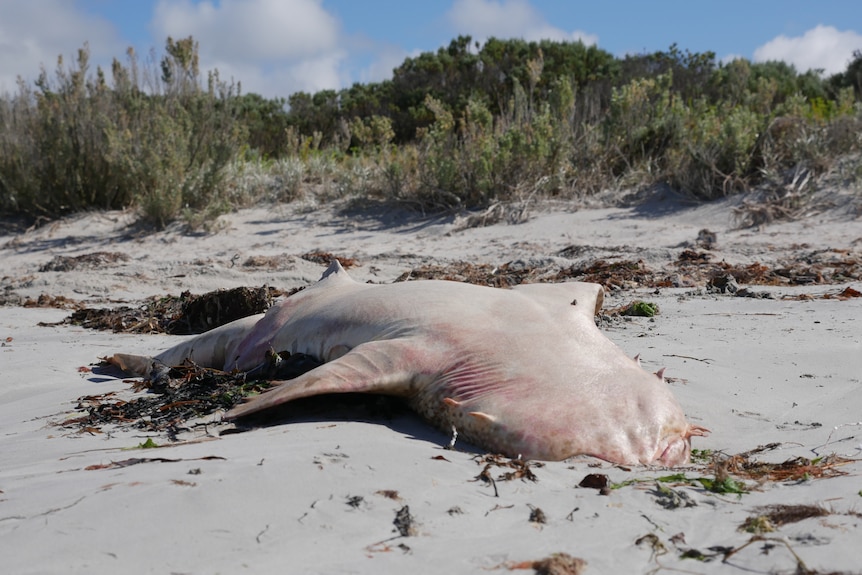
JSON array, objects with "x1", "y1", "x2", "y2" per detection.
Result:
[
  {"x1": 403, "y1": 79, "x2": 571, "y2": 210},
  {"x1": 0, "y1": 38, "x2": 244, "y2": 229},
  {"x1": 1, "y1": 37, "x2": 860, "y2": 224}
]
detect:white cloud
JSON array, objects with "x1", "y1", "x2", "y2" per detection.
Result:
[
  {"x1": 152, "y1": 0, "x2": 347, "y2": 97},
  {"x1": 447, "y1": 0, "x2": 598, "y2": 46},
  {"x1": 754, "y1": 25, "x2": 862, "y2": 76},
  {"x1": 0, "y1": 2, "x2": 124, "y2": 94}
]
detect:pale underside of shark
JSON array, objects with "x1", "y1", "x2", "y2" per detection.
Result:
[{"x1": 108, "y1": 260, "x2": 707, "y2": 465}]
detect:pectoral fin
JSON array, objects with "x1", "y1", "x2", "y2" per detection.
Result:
[{"x1": 224, "y1": 339, "x2": 422, "y2": 420}]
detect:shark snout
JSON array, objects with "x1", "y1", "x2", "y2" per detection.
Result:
[
  {"x1": 656, "y1": 435, "x2": 691, "y2": 466},
  {"x1": 655, "y1": 425, "x2": 710, "y2": 466}
]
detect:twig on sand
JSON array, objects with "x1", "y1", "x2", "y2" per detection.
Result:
[
  {"x1": 812, "y1": 421, "x2": 862, "y2": 457},
  {"x1": 662, "y1": 354, "x2": 714, "y2": 364},
  {"x1": 722, "y1": 535, "x2": 811, "y2": 573}
]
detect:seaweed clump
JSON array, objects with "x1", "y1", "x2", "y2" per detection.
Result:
[
  {"x1": 68, "y1": 351, "x2": 322, "y2": 437},
  {"x1": 59, "y1": 286, "x2": 279, "y2": 334}
]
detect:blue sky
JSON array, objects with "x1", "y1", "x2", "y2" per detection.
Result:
[{"x1": 2, "y1": 0, "x2": 861, "y2": 98}]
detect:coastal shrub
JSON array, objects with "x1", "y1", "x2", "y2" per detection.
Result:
[
  {"x1": 2, "y1": 36, "x2": 861, "y2": 224},
  {"x1": 0, "y1": 38, "x2": 244, "y2": 229},
  {"x1": 0, "y1": 46, "x2": 129, "y2": 216},
  {"x1": 667, "y1": 102, "x2": 761, "y2": 198},
  {"x1": 604, "y1": 72, "x2": 680, "y2": 176},
  {"x1": 406, "y1": 78, "x2": 571, "y2": 210}
]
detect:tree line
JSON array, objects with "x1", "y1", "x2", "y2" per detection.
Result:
[{"x1": 1, "y1": 35, "x2": 860, "y2": 227}]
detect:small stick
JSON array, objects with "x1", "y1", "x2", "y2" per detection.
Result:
[
  {"x1": 662, "y1": 354, "x2": 714, "y2": 364},
  {"x1": 812, "y1": 421, "x2": 862, "y2": 457}
]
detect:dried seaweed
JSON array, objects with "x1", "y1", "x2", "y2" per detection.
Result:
[
  {"x1": 375, "y1": 490, "x2": 401, "y2": 501},
  {"x1": 300, "y1": 251, "x2": 358, "y2": 268},
  {"x1": 170, "y1": 286, "x2": 274, "y2": 334},
  {"x1": 528, "y1": 505, "x2": 547, "y2": 524},
  {"x1": 242, "y1": 254, "x2": 294, "y2": 269},
  {"x1": 43, "y1": 249, "x2": 861, "y2": 339},
  {"x1": 395, "y1": 261, "x2": 534, "y2": 287},
  {"x1": 64, "y1": 352, "x2": 321, "y2": 435},
  {"x1": 22, "y1": 293, "x2": 82, "y2": 309},
  {"x1": 39, "y1": 251, "x2": 129, "y2": 272},
  {"x1": 557, "y1": 259, "x2": 655, "y2": 290},
  {"x1": 506, "y1": 552, "x2": 587, "y2": 574},
  {"x1": 474, "y1": 454, "x2": 543, "y2": 482},
  {"x1": 470, "y1": 455, "x2": 543, "y2": 496},
  {"x1": 66, "y1": 365, "x2": 266, "y2": 434},
  {"x1": 740, "y1": 504, "x2": 829, "y2": 533},
  {"x1": 54, "y1": 286, "x2": 280, "y2": 334},
  {"x1": 394, "y1": 251, "x2": 860, "y2": 292},
  {"x1": 651, "y1": 481, "x2": 698, "y2": 509},
  {"x1": 718, "y1": 452, "x2": 854, "y2": 482},
  {"x1": 393, "y1": 505, "x2": 416, "y2": 537},
  {"x1": 603, "y1": 300, "x2": 659, "y2": 317}
]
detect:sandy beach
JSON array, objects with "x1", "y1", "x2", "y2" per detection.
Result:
[{"x1": 1, "y1": 190, "x2": 860, "y2": 574}]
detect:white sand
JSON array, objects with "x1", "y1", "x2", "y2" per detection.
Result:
[{"x1": 1, "y1": 192, "x2": 860, "y2": 574}]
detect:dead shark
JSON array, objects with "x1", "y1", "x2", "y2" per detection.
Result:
[{"x1": 108, "y1": 260, "x2": 707, "y2": 465}]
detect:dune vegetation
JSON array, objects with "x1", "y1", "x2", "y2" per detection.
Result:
[{"x1": 1, "y1": 35, "x2": 860, "y2": 229}]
